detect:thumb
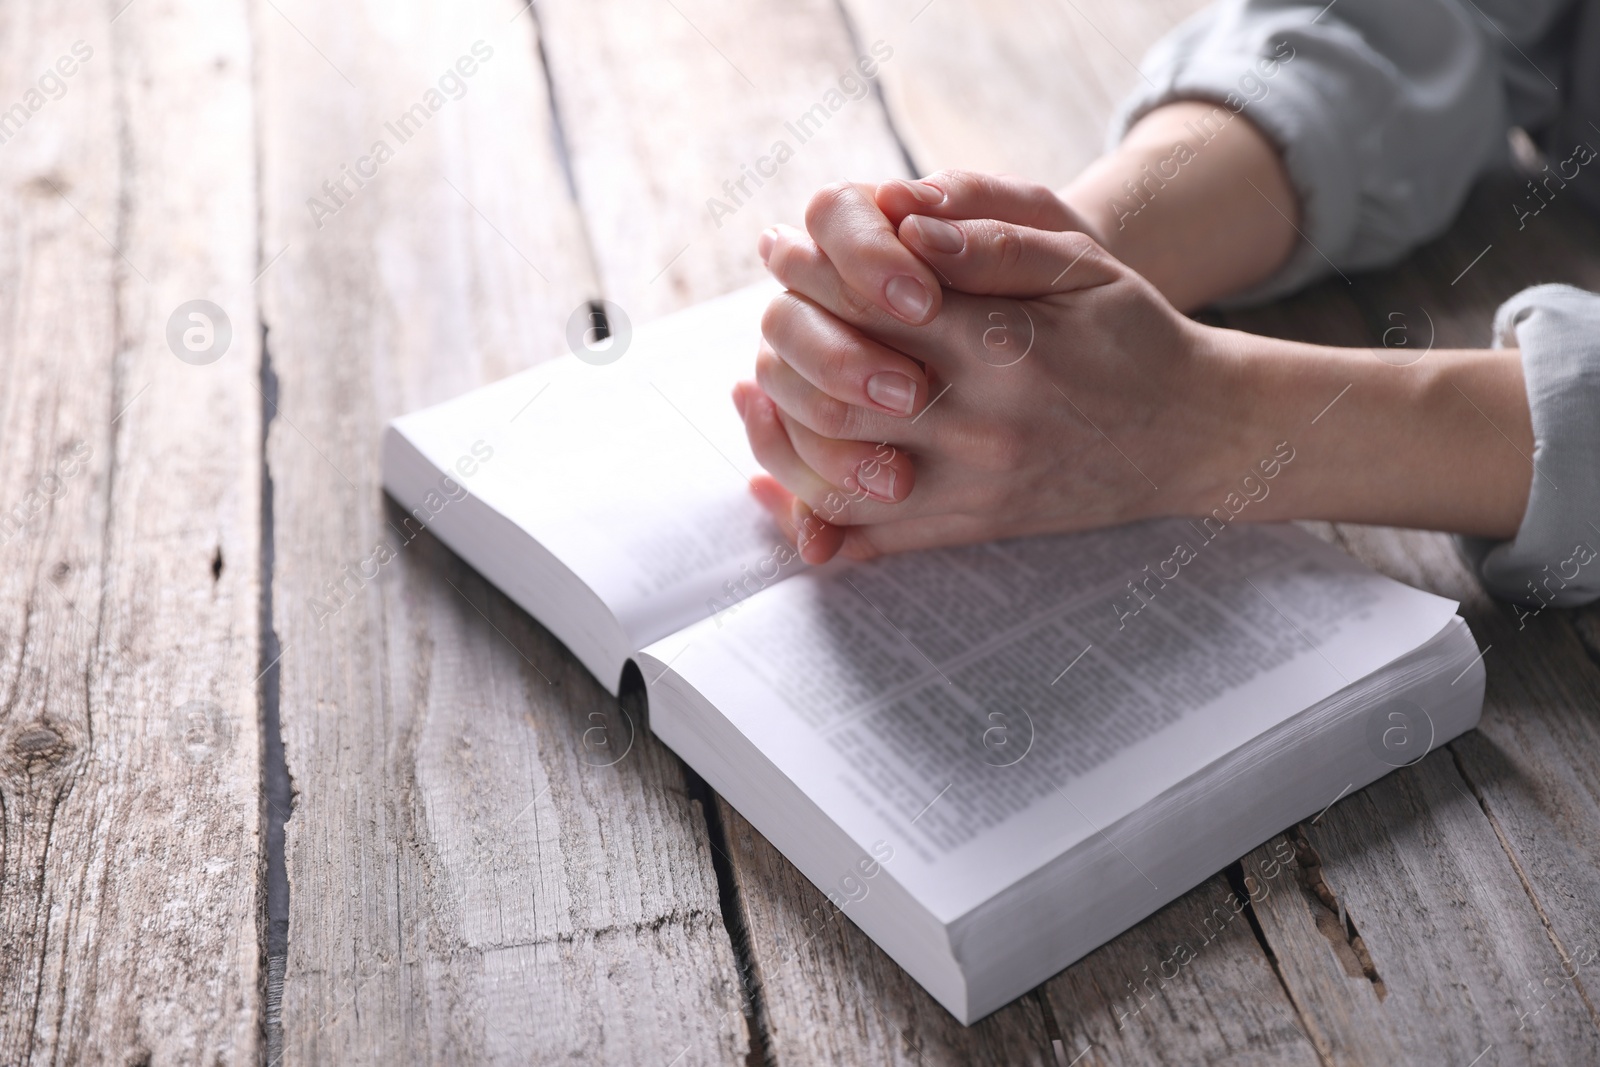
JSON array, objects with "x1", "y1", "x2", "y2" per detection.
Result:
[{"x1": 897, "y1": 216, "x2": 1124, "y2": 298}]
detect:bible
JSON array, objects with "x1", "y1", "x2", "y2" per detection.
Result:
[{"x1": 381, "y1": 282, "x2": 1485, "y2": 1023}]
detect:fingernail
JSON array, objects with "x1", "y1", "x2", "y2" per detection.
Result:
[
  {"x1": 901, "y1": 179, "x2": 945, "y2": 205},
  {"x1": 856, "y1": 460, "x2": 898, "y2": 501},
  {"x1": 885, "y1": 275, "x2": 932, "y2": 323},
  {"x1": 909, "y1": 215, "x2": 964, "y2": 254},
  {"x1": 757, "y1": 227, "x2": 776, "y2": 265},
  {"x1": 866, "y1": 371, "x2": 916, "y2": 415},
  {"x1": 731, "y1": 383, "x2": 748, "y2": 418}
]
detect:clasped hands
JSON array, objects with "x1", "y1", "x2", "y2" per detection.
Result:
[{"x1": 735, "y1": 171, "x2": 1258, "y2": 564}]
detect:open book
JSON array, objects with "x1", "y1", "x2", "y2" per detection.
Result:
[{"x1": 382, "y1": 282, "x2": 1485, "y2": 1024}]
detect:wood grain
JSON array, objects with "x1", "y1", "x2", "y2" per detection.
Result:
[
  {"x1": 2, "y1": 0, "x2": 1597, "y2": 1061},
  {"x1": 535, "y1": 0, "x2": 910, "y2": 318},
  {"x1": 1243, "y1": 751, "x2": 1600, "y2": 1065},
  {"x1": 812, "y1": 0, "x2": 1600, "y2": 1058},
  {"x1": 535, "y1": 0, "x2": 1065, "y2": 1058},
  {"x1": 1040, "y1": 862, "x2": 1322, "y2": 1067},
  {"x1": 838, "y1": 0, "x2": 1207, "y2": 183},
  {"x1": 1206, "y1": 180, "x2": 1600, "y2": 1063},
  {"x1": 0, "y1": 0, "x2": 262, "y2": 1061},
  {"x1": 256, "y1": 1, "x2": 747, "y2": 1062},
  {"x1": 754, "y1": 0, "x2": 1329, "y2": 1058},
  {"x1": 1332, "y1": 186, "x2": 1600, "y2": 1051},
  {"x1": 718, "y1": 802, "x2": 1054, "y2": 1066}
]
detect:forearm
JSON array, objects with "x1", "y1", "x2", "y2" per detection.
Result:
[
  {"x1": 1184, "y1": 329, "x2": 1534, "y2": 539},
  {"x1": 1060, "y1": 101, "x2": 1301, "y2": 312},
  {"x1": 1064, "y1": 104, "x2": 1534, "y2": 537}
]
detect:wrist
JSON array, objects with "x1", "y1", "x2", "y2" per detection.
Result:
[
  {"x1": 1152, "y1": 321, "x2": 1296, "y2": 521},
  {"x1": 1057, "y1": 101, "x2": 1300, "y2": 311},
  {"x1": 1181, "y1": 329, "x2": 1534, "y2": 537}
]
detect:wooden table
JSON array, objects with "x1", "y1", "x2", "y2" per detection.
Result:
[{"x1": 5, "y1": 0, "x2": 1600, "y2": 1062}]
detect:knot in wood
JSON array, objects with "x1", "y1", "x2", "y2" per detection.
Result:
[{"x1": 11, "y1": 725, "x2": 74, "y2": 769}]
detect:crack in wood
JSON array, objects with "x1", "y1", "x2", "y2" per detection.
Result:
[
  {"x1": 829, "y1": 0, "x2": 919, "y2": 181},
  {"x1": 682, "y1": 758, "x2": 771, "y2": 1067},
  {"x1": 1032, "y1": 987, "x2": 1075, "y2": 1067},
  {"x1": 1225, "y1": 859, "x2": 1336, "y2": 1067},
  {"x1": 527, "y1": 3, "x2": 582, "y2": 226},
  {"x1": 464, "y1": 908, "x2": 729, "y2": 952},
  {"x1": 257, "y1": 327, "x2": 292, "y2": 1067},
  {"x1": 1290, "y1": 828, "x2": 1386, "y2": 1000}
]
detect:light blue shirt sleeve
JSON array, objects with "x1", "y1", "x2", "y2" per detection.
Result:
[
  {"x1": 1458, "y1": 285, "x2": 1600, "y2": 609},
  {"x1": 1112, "y1": 1, "x2": 1600, "y2": 605}
]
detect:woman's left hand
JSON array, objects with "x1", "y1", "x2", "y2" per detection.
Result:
[{"x1": 736, "y1": 195, "x2": 1267, "y2": 563}]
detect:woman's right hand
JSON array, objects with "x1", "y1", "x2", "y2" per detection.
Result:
[{"x1": 737, "y1": 177, "x2": 1267, "y2": 564}]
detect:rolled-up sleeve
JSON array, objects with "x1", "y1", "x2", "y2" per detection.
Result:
[
  {"x1": 1458, "y1": 285, "x2": 1600, "y2": 607},
  {"x1": 1109, "y1": 0, "x2": 1523, "y2": 304}
]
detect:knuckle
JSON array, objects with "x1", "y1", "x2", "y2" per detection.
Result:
[
  {"x1": 1061, "y1": 229, "x2": 1102, "y2": 261},
  {"x1": 809, "y1": 393, "x2": 854, "y2": 439},
  {"x1": 833, "y1": 281, "x2": 877, "y2": 325},
  {"x1": 999, "y1": 171, "x2": 1044, "y2": 198},
  {"x1": 753, "y1": 348, "x2": 782, "y2": 388},
  {"x1": 1022, "y1": 183, "x2": 1064, "y2": 224},
  {"x1": 987, "y1": 221, "x2": 1026, "y2": 272},
  {"x1": 805, "y1": 182, "x2": 856, "y2": 229},
  {"x1": 839, "y1": 403, "x2": 873, "y2": 441},
  {"x1": 976, "y1": 171, "x2": 1009, "y2": 196},
  {"x1": 816, "y1": 334, "x2": 856, "y2": 389},
  {"x1": 929, "y1": 168, "x2": 976, "y2": 197},
  {"x1": 760, "y1": 294, "x2": 798, "y2": 343},
  {"x1": 1042, "y1": 230, "x2": 1104, "y2": 290}
]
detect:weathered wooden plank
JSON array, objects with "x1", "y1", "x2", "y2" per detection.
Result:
[
  {"x1": 838, "y1": 0, "x2": 1208, "y2": 183},
  {"x1": 1329, "y1": 190, "x2": 1600, "y2": 1047},
  {"x1": 542, "y1": 0, "x2": 1600, "y2": 1061},
  {"x1": 739, "y1": 1, "x2": 1332, "y2": 1058},
  {"x1": 1335, "y1": 525, "x2": 1600, "y2": 1052},
  {"x1": 1193, "y1": 269, "x2": 1588, "y2": 1064},
  {"x1": 1212, "y1": 180, "x2": 1600, "y2": 1062},
  {"x1": 1041, "y1": 861, "x2": 1322, "y2": 1067},
  {"x1": 718, "y1": 804, "x2": 1054, "y2": 1066},
  {"x1": 1242, "y1": 752, "x2": 1600, "y2": 1065},
  {"x1": 536, "y1": 0, "x2": 910, "y2": 317},
  {"x1": 0, "y1": 0, "x2": 262, "y2": 1061},
  {"x1": 536, "y1": 0, "x2": 1062, "y2": 1058},
  {"x1": 257, "y1": 1, "x2": 747, "y2": 1062},
  {"x1": 728, "y1": 1, "x2": 1600, "y2": 1058}
]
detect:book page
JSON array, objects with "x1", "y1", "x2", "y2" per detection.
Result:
[
  {"x1": 644, "y1": 520, "x2": 1459, "y2": 921},
  {"x1": 390, "y1": 281, "x2": 808, "y2": 651}
]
